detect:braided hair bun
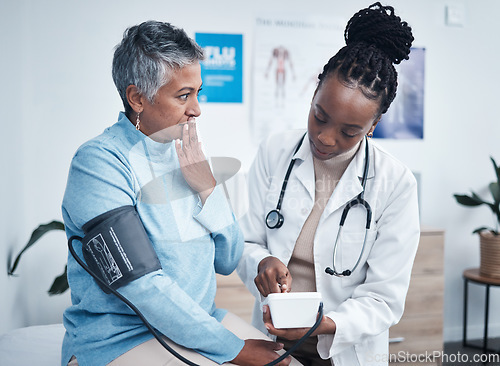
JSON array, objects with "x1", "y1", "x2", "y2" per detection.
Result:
[
  {"x1": 344, "y1": 2, "x2": 414, "y2": 65},
  {"x1": 317, "y1": 2, "x2": 414, "y2": 115}
]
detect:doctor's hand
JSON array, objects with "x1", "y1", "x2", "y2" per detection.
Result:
[
  {"x1": 262, "y1": 305, "x2": 336, "y2": 340},
  {"x1": 231, "y1": 339, "x2": 291, "y2": 366},
  {"x1": 255, "y1": 256, "x2": 292, "y2": 297},
  {"x1": 175, "y1": 121, "x2": 216, "y2": 205}
]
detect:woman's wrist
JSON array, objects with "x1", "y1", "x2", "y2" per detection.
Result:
[{"x1": 198, "y1": 186, "x2": 215, "y2": 205}]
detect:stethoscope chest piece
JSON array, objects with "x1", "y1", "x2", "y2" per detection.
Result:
[{"x1": 266, "y1": 209, "x2": 284, "y2": 229}]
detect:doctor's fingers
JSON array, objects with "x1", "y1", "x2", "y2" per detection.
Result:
[
  {"x1": 254, "y1": 275, "x2": 273, "y2": 297},
  {"x1": 277, "y1": 273, "x2": 292, "y2": 293},
  {"x1": 255, "y1": 272, "x2": 288, "y2": 296},
  {"x1": 262, "y1": 305, "x2": 276, "y2": 331},
  {"x1": 256, "y1": 257, "x2": 291, "y2": 295}
]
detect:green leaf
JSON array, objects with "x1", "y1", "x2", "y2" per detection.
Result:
[
  {"x1": 8, "y1": 221, "x2": 65, "y2": 275},
  {"x1": 48, "y1": 265, "x2": 68, "y2": 295},
  {"x1": 471, "y1": 192, "x2": 490, "y2": 204},
  {"x1": 473, "y1": 227, "x2": 493, "y2": 234},
  {"x1": 490, "y1": 182, "x2": 500, "y2": 204},
  {"x1": 491, "y1": 156, "x2": 500, "y2": 185},
  {"x1": 454, "y1": 194, "x2": 484, "y2": 207},
  {"x1": 487, "y1": 202, "x2": 497, "y2": 212}
]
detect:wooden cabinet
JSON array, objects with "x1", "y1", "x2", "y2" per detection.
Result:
[
  {"x1": 215, "y1": 271, "x2": 254, "y2": 323},
  {"x1": 389, "y1": 228, "x2": 445, "y2": 365}
]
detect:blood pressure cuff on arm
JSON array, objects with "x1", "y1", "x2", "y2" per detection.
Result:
[{"x1": 78, "y1": 205, "x2": 162, "y2": 294}]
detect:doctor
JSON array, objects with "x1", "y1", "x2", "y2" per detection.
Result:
[{"x1": 237, "y1": 3, "x2": 419, "y2": 366}]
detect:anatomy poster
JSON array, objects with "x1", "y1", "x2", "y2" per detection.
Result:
[
  {"x1": 252, "y1": 15, "x2": 345, "y2": 144},
  {"x1": 374, "y1": 47, "x2": 425, "y2": 139},
  {"x1": 195, "y1": 33, "x2": 243, "y2": 103}
]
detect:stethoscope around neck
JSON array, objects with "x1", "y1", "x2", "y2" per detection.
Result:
[{"x1": 265, "y1": 133, "x2": 372, "y2": 277}]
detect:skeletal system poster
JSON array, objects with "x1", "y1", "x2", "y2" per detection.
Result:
[{"x1": 251, "y1": 14, "x2": 345, "y2": 144}]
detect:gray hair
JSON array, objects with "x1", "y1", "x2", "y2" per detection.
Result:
[{"x1": 112, "y1": 21, "x2": 204, "y2": 115}]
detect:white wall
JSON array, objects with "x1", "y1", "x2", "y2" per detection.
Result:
[{"x1": 2, "y1": 0, "x2": 499, "y2": 343}]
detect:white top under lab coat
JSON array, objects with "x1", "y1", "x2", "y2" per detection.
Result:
[{"x1": 237, "y1": 129, "x2": 420, "y2": 366}]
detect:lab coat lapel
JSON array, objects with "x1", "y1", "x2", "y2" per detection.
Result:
[
  {"x1": 323, "y1": 138, "x2": 375, "y2": 217},
  {"x1": 292, "y1": 134, "x2": 315, "y2": 200}
]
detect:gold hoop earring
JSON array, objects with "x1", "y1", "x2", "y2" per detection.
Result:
[
  {"x1": 135, "y1": 113, "x2": 141, "y2": 131},
  {"x1": 367, "y1": 132, "x2": 373, "y2": 139}
]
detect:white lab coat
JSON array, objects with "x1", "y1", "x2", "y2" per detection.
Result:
[{"x1": 237, "y1": 129, "x2": 420, "y2": 366}]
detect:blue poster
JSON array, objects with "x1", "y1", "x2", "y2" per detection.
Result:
[
  {"x1": 374, "y1": 47, "x2": 425, "y2": 139},
  {"x1": 195, "y1": 33, "x2": 243, "y2": 103}
]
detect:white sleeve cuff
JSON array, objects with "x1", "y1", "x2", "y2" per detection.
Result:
[
  {"x1": 193, "y1": 185, "x2": 235, "y2": 233},
  {"x1": 317, "y1": 312, "x2": 351, "y2": 359}
]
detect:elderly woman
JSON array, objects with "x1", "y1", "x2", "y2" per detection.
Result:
[{"x1": 61, "y1": 21, "x2": 293, "y2": 366}]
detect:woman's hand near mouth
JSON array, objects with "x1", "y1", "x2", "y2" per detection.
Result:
[{"x1": 175, "y1": 121, "x2": 216, "y2": 204}]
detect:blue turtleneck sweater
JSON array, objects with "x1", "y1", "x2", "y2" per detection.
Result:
[{"x1": 61, "y1": 112, "x2": 244, "y2": 366}]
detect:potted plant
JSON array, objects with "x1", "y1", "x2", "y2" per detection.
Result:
[
  {"x1": 7, "y1": 220, "x2": 69, "y2": 294},
  {"x1": 454, "y1": 156, "x2": 500, "y2": 278}
]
